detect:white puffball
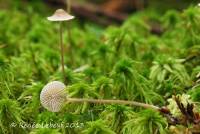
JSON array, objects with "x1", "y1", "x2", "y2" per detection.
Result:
[{"x1": 40, "y1": 81, "x2": 66, "y2": 112}]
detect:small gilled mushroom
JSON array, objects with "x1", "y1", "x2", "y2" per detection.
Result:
[
  {"x1": 40, "y1": 81, "x2": 66, "y2": 112},
  {"x1": 47, "y1": 9, "x2": 74, "y2": 21},
  {"x1": 40, "y1": 81, "x2": 160, "y2": 112},
  {"x1": 47, "y1": 9, "x2": 74, "y2": 83}
]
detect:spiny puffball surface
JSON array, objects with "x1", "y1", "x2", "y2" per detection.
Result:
[{"x1": 40, "y1": 81, "x2": 66, "y2": 112}]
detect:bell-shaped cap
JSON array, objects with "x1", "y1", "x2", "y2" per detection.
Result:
[
  {"x1": 40, "y1": 81, "x2": 66, "y2": 112},
  {"x1": 47, "y1": 9, "x2": 74, "y2": 21}
]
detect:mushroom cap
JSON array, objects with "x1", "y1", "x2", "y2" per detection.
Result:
[
  {"x1": 47, "y1": 9, "x2": 74, "y2": 21},
  {"x1": 40, "y1": 81, "x2": 66, "y2": 112}
]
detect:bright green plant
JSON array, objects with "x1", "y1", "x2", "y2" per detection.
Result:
[
  {"x1": 66, "y1": 82, "x2": 100, "y2": 113},
  {"x1": 82, "y1": 119, "x2": 116, "y2": 134},
  {"x1": 29, "y1": 128, "x2": 62, "y2": 134},
  {"x1": 0, "y1": 98, "x2": 25, "y2": 134},
  {"x1": 111, "y1": 58, "x2": 162, "y2": 103},
  {"x1": 149, "y1": 56, "x2": 192, "y2": 94},
  {"x1": 92, "y1": 76, "x2": 113, "y2": 99},
  {"x1": 122, "y1": 109, "x2": 168, "y2": 134},
  {"x1": 100, "y1": 105, "x2": 134, "y2": 133}
]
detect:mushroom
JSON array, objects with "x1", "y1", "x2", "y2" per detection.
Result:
[
  {"x1": 40, "y1": 81, "x2": 66, "y2": 112},
  {"x1": 47, "y1": 9, "x2": 74, "y2": 83},
  {"x1": 40, "y1": 81, "x2": 160, "y2": 112},
  {"x1": 47, "y1": 9, "x2": 74, "y2": 21}
]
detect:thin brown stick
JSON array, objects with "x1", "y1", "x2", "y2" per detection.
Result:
[{"x1": 67, "y1": 98, "x2": 159, "y2": 110}]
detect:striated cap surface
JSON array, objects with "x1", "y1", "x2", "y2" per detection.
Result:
[{"x1": 40, "y1": 81, "x2": 66, "y2": 112}]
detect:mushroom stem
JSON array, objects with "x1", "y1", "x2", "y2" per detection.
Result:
[
  {"x1": 59, "y1": 22, "x2": 66, "y2": 82},
  {"x1": 67, "y1": 98, "x2": 160, "y2": 111}
]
